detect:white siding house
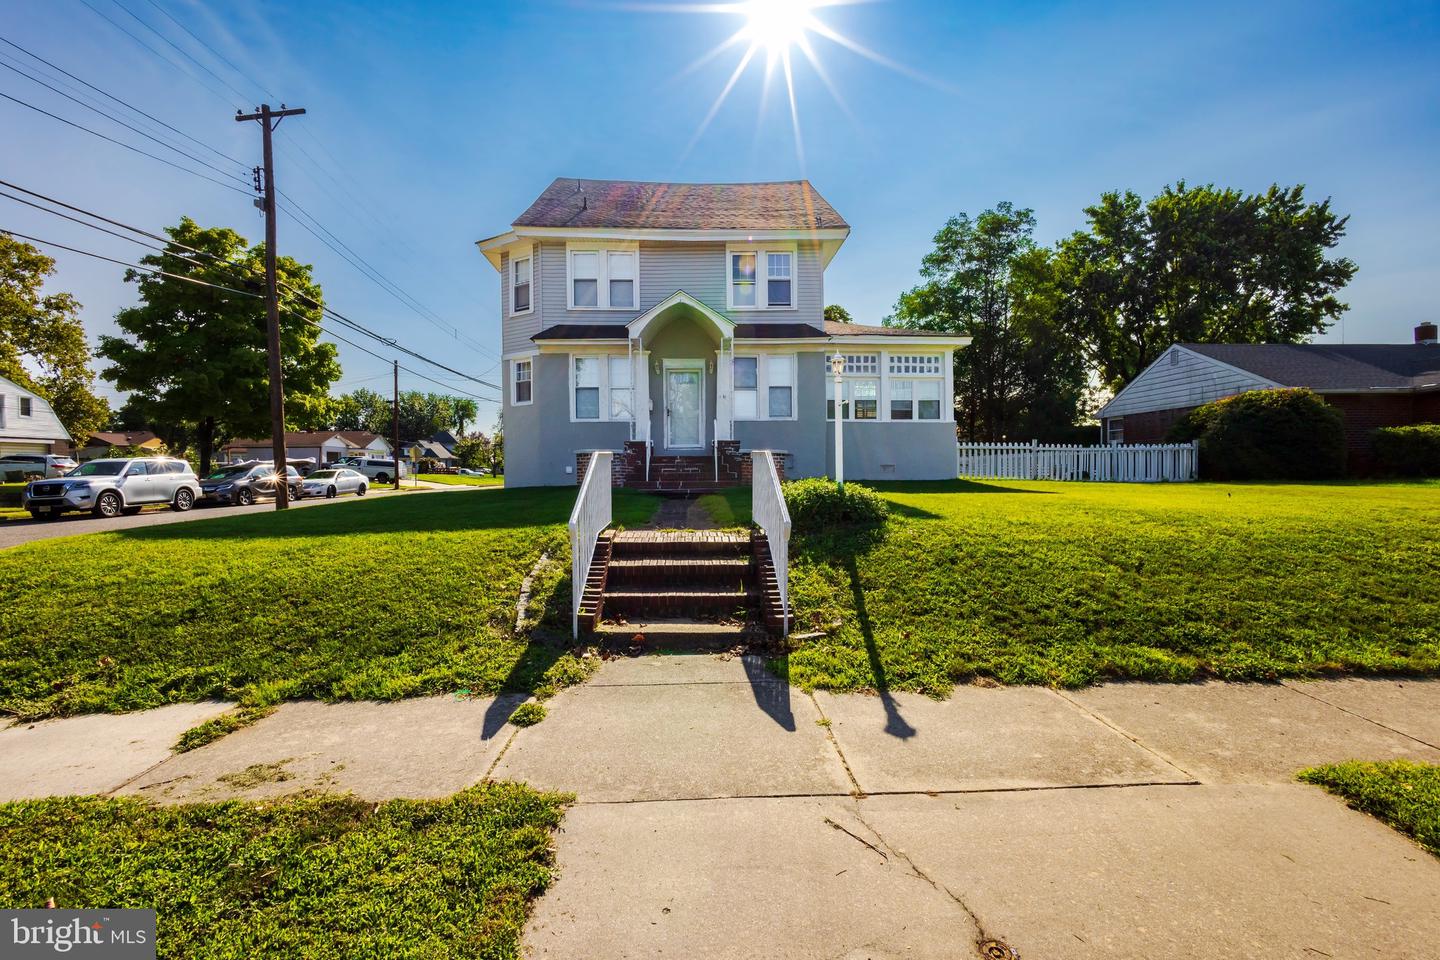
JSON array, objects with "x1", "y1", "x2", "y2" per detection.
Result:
[
  {"x1": 0, "y1": 375, "x2": 71, "y2": 456},
  {"x1": 1097, "y1": 345, "x2": 1280, "y2": 442}
]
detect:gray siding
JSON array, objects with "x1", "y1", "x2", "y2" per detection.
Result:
[
  {"x1": 1100, "y1": 346, "x2": 1279, "y2": 418},
  {"x1": 501, "y1": 250, "x2": 542, "y2": 357}
]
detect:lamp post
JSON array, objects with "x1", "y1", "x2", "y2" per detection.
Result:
[{"x1": 830, "y1": 352, "x2": 846, "y2": 491}]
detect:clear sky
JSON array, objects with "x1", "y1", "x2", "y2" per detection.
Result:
[{"x1": 5, "y1": 0, "x2": 1438, "y2": 428}]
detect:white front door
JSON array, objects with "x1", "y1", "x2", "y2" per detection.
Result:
[{"x1": 664, "y1": 362, "x2": 704, "y2": 449}]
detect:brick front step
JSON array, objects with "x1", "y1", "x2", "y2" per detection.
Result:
[
  {"x1": 592, "y1": 619, "x2": 767, "y2": 650},
  {"x1": 611, "y1": 531, "x2": 750, "y2": 558},
  {"x1": 603, "y1": 588, "x2": 757, "y2": 619},
  {"x1": 606, "y1": 556, "x2": 752, "y2": 588}
]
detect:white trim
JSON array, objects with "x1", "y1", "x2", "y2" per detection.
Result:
[
  {"x1": 565, "y1": 240, "x2": 640, "y2": 311},
  {"x1": 508, "y1": 243, "x2": 534, "y2": 317},
  {"x1": 726, "y1": 242, "x2": 798, "y2": 312},
  {"x1": 568, "y1": 352, "x2": 636, "y2": 423},
  {"x1": 510, "y1": 358, "x2": 534, "y2": 406},
  {"x1": 824, "y1": 348, "x2": 950, "y2": 423},
  {"x1": 662, "y1": 359, "x2": 706, "y2": 449},
  {"x1": 478, "y1": 226, "x2": 851, "y2": 271},
  {"x1": 628, "y1": 289, "x2": 735, "y2": 341},
  {"x1": 731, "y1": 351, "x2": 799, "y2": 422}
]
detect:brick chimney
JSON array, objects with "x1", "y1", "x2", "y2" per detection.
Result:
[{"x1": 1417, "y1": 322, "x2": 1439, "y2": 345}]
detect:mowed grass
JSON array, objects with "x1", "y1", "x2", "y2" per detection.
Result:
[
  {"x1": 0, "y1": 784, "x2": 567, "y2": 959},
  {"x1": 417, "y1": 473, "x2": 503, "y2": 487},
  {"x1": 776, "y1": 480, "x2": 1440, "y2": 691},
  {"x1": 1300, "y1": 761, "x2": 1440, "y2": 857},
  {"x1": 0, "y1": 487, "x2": 659, "y2": 719}
]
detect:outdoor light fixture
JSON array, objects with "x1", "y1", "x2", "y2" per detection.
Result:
[{"x1": 831, "y1": 352, "x2": 845, "y2": 490}]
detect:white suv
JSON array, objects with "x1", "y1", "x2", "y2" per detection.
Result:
[
  {"x1": 342, "y1": 458, "x2": 407, "y2": 483},
  {"x1": 0, "y1": 453, "x2": 77, "y2": 480},
  {"x1": 22, "y1": 457, "x2": 201, "y2": 520}
]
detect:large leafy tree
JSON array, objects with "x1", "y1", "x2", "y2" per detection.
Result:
[
  {"x1": 328, "y1": 388, "x2": 468, "y2": 441},
  {"x1": 0, "y1": 234, "x2": 110, "y2": 441},
  {"x1": 888, "y1": 203, "x2": 1086, "y2": 441},
  {"x1": 823, "y1": 304, "x2": 854, "y2": 326},
  {"x1": 451, "y1": 397, "x2": 478, "y2": 436},
  {"x1": 1054, "y1": 183, "x2": 1356, "y2": 389},
  {"x1": 98, "y1": 218, "x2": 339, "y2": 474}
]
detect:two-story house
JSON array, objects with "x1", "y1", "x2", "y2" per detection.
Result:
[{"x1": 478, "y1": 178, "x2": 968, "y2": 488}]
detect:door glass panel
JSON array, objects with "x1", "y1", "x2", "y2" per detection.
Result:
[{"x1": 667, "y1": 371, "x2": 701, "y2": 447}]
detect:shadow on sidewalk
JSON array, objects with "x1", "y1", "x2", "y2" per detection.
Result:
[
  {"x1": 845, "y1": 555, "x2": 916, "y2": 740},
  {"x1": 745, "y1": 653, "x2": 795, "y2": 731}
]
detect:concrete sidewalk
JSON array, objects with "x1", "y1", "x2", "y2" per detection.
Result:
[{"x1": 2, "y1": 662, "x2": 1438, "y2": 958}]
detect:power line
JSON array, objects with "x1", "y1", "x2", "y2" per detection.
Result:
[
  {"x1": 107, "y1": 0, "x2": 252, "y2": 104},
  {"x1": 139, "y1": 0, "x2": 275, "y2": 101},
  {"x1": 0, "y1": 88, "x2": 250, "y2": 195},
  {"x1": 75, "y1": 0, "x2": 240, "y2": 108}
]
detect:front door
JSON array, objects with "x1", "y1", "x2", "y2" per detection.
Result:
[{"x1": 664, "y1": 364, "x2": 704, "y2": 449}]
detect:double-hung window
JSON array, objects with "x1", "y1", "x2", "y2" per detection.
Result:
[
  {"x1": 512, "y1": 359, "x2": 533, "y2": 405},
  {"x1": 571, "y1": 355, "x2": 634, "y2": 421},
  {"x1": 731, "y1": 355, "x2": 796, "y2": 420},
  {"x1": 19, "y1": 396, "x2": 32, "y2": 417},
  {"x1": 826, "y1": 354, "x2": 879, "y2": 420},
  {"x1": 728, "y1": 244, "x2": 796, "y2": 310},
  {"x1": 510, "y1": 252, "x2": 532, "y2": 315},
  {"x1": 887, "y1": 354, "x2": 944, "y2": 421},
  {"x1": 568, "y1": 245, "x2": 639, "y2": 310}
]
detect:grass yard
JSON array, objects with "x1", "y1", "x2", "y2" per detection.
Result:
[
  {"x1": 418, "y1": 473, "x2": 504, "y2": 486},
  {"x1": 746, "y1": 479, "x2": 1440, "y2": 691},
  {"x1": 0, "y1": 487, "x2": 659, "y2": 719},
  {"x1": 0, "y1": 783, "x2": 567, "y2": 958},
  {"x1": 1300, "y1": 761, "x2": 1440, "y2": 857}
]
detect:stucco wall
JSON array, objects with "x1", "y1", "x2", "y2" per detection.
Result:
[{"x1": 502, "y1": 352, "x2": 630, "y2": 487}]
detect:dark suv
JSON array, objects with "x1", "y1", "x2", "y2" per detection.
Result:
[{"x1": 199, "y1": 463, "x2": 304, "y2": 505}]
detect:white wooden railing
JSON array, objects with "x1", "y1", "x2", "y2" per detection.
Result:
[
  {"x1": 957, "y1": 440, "x2": 1199, "y2": 483},
  {"x1": 569, "y1": 450, "x2": 613, "y2": 639},
  {"x1": 751, "y1": 450, "x2": 791, "y2": 636}
]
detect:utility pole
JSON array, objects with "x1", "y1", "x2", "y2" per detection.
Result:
[
  {"x1": 236, "y1": 103, "x2": 305, "y2": 509},
  {"x1": 392, "y1": 360, "x2": 401, "y2": 490}
]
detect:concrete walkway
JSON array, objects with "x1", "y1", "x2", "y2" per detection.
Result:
[{"x1": 2, "y1": 663, "x2": 1438, "y2": 958}]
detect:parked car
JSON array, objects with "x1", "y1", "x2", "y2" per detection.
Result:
[
  {"x1": 22, "y1": 457, "x2": 199, "y2": 519},
  {"x1": 300, "y1": 468, "x2": 368, "y2": 499},
  {"x1": 457, "y1": 467, "x2": 490, "y2": 477},
  {"x1": 198, "y1": 463, "x2": 304, "y2": 505},
  {"x1": 0, "y1": 453, "x2": 78, "y2": 481},
  {"x1": 341, "y1": 458, "x2": 407, "y2": 483}
]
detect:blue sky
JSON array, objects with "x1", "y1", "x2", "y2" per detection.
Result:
[{"x1": 5, "y1": 0, "x2": 1438, "y2": 427}]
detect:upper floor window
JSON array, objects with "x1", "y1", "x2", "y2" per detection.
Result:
[
  {"x1": 510, "y1": 252, "x2": 532, "y2": 315},
  {"x1": 19, "y1": 397, "x2": 32, "y2": 417},
  {"x1": 568, "y1": 244, "x2": 639, "y2": 310},
  {"x1": 512, "y1": 359, "x2": 533, "y2": 405},
  {"x1": 727, "y1": 244, "x2": 796, "y2": 310}
]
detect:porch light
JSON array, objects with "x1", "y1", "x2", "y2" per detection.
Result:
[{"x1": 831, "y1": 352, "x2": 845, "y2": 491}]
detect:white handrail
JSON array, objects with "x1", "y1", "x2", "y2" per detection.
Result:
[
  {"x1": 569, "y1": 450, "x2": 613, "y2": 639},
  {"x1": 751, "y1": 450, "x2": 791, "y2": 636}
]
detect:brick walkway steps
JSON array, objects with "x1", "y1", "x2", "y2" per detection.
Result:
[
  {"x1": 628, "y1": 454, "x2": 742, "y2": 493},
  {"x1": 579, "y1": 529, "x2": 787, "y2": 640}
]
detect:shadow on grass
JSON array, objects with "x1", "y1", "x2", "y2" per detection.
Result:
[
  {"x1": 744, "y1": 652, "x2": 794, "y2": 731},
  {"x1": 480, "y1": 555, "x2": 578, "y2": 738},
  {"x1": 843, "y1": 552, "x2": 915, "y2": 740},
  {"x1": 867, "y1": 479, "x2": 1058, "y2": 497}
]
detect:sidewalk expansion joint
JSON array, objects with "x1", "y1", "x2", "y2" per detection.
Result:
[
  {"x1": 482, "y1": 726, "x2": 522, "y2": 782},
  {"x1": 1047, "y1": 687, "x2": 1203, "y2": 782},
  {"x1": 1279, "y1": 680, "x2": 1440, "y2": 751},
  {"x1": 808, "y1": 691, "x2": 864, "y2": 797}
]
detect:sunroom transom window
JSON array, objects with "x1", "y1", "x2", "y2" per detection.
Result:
[
  {"x1": 571, "y1": 355, "x2": 634, "y2": 422},
  {"x1": 827, "y1": 351, "x2": 949, "y2": 421},
  {"x1": 568, "y1": 245, "x2": 639, "y2": 310},
  {"x1": 732, "y1": 354, "x2": 797, "y2": 420},
  {"x1": 727, "y1": 244, "x2": 796, "y2": 310}
]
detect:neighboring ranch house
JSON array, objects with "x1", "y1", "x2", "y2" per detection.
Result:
[
  {"x1": 72, "y1": 430, "x2": 164, "y2": 461},
  {"x1": 0, "y1": 375, "x2": 70, "y2": 457},
  {"x1": 478, "y1": 178, "x2": 970, "y2": 489},
  {"x1": 1099, "y1": 324, "x2": 1440, "y2": 467},
  {"x1": 223, "y1": 431, "x2": 392, "y2": 465}
]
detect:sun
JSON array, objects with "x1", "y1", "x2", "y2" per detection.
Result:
[{"x1": 739, "y1": 0, "x2": 820, "y2": 55}]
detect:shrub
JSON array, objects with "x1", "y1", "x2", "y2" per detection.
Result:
[
  {"x1": 1167, "y1": 388, "x2": 1346, "y2": 480},
  {"x1": 509, "y1": 701, "x2": 546, "y2": 727},
  {"x1": 1373, "y1": 424, "x2": 1440, "y2": 477},
  {"x1": 782, "y1": 478, "x2": 887, "y2": 530}
]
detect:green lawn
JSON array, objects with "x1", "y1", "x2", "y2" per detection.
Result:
[
  {"x1": 418, "y1": 473, "x2": 504, "y2": 486},
  {"x1": 771, "y1": 480, "x2": 1440, "y2": 691},
  {"x1": 0, "y1": 487, "x2": 659, "y2": 719},
  {"x1": 1300, "y1": 761, "x2": 1440, "y2": 857},
  {"x1": 0, "y1": 784, "x2": 567, "y2": 958}
]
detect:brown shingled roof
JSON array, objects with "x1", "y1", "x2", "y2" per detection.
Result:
[
  {"x1": 513, "y1": 178, "x2": 848, "y2": 231},
  {"x1": 1185, "y1": 343, "x2": 1440, "y2": 391}
]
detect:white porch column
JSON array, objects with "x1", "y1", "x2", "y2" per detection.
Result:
[
  {"x1": 716, "y1": 336, "x2": 733, "y2": 441},
  {"x1": 631, "y1": 338, "x2": 650, "y2": 443}
]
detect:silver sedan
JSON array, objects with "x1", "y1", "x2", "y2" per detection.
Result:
[{"x1": 300, "y1": 468, "x2": 369, "y2": 499}]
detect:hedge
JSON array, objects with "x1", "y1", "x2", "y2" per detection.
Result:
[
  {"x1": 1373, "y1": 424, "x2": 1440, "y2": 477},
  {"x1": 1167, "y1": 388, "x2": 1346, "y2": 480}
]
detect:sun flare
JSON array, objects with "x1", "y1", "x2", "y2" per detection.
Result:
[{"x1": 739, "y1": 0, "x2": 820, "y2": 55}]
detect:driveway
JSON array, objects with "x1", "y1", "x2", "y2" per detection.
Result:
[{"x1": 0, "y1": 483, "x2": 480, "y2": 550}]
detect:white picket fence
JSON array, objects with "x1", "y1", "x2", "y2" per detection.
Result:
[{"x1": 957, "y1": 440, "x2": 1199, "y2": 483}]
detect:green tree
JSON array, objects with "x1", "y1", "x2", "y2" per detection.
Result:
[
  {"x1": 0, "y1": 234, "x2": 110, "y2": 441},
  {"x1": 451, "y1": 397, "x2": 478, "y2": 436},
  {"x1": 452, "y1": 433, "x2": 488, "y2": 469},
  {"x1": 823, "y1": 304, "x2": 854, "y2": 326},
  {"x1": 888, "y1": 203, "x2": 1086, "y2": 441},
  {"x1": 330, "y1": 387, "x2": 390, "y2": 434},
  {"x1": 98, "y1": 218, "x2": 339, "y2": 474},
  {"x1": 1054, "y1": 183, "x2": 1356, "y2": 390}
]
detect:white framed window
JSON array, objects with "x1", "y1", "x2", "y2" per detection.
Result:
[
  {"x1": 1107, "y1": 418, "x2": 1124, "y2": 444},
  {"x1": 891, "y1": 379, "x2": 942, "y2": 420},
  {"x1": 511, "y1": 359, "x2": 533, "y2": 405},
  {"x1": 568, "y1": 244, "x2": 639, "y2": 310},
  {"x1": 888, "y1": 354, "x2": 943, "y2": 375},
  {"x1": 733, "y1": 356, "x2": 758, "y2": 419},
  {"x1": 727, "y1": 243, "x2": 797, "y2": 310},
  {"x1": 732, "y1": 354, "x2": 797, "y2": 421},
  {"x1": 570, "y1": 354, "x2": 634, "y2": 422},
  {"x1": 19, "y1": 396, "x2": 32, "y2": 417},
  {"x1": 510, "y1": 251, "x2": 532, "y2": 315},
  {"x1": 826, "y1": 378, "x2": 879, "y2": 420},
  {"x1": 608, "y1": 355, "x2": 633, "y2": 420}
]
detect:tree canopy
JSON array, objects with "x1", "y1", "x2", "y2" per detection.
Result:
[
  {"x1": 823, "y1": 304, "x2": 853, "y2": 326},
  {"x1": 0, "y1": 234, "x2": 110, "y2": 441},
  {"x1": 329, "y1": 387, "x2": 479, "y2": 442},
  {"x1": 1054, "y1": 183, "x2": 1356, "y2": 389},
  {"x1": 98, "y1": 217, "x2": 339, "y2": 474}
]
